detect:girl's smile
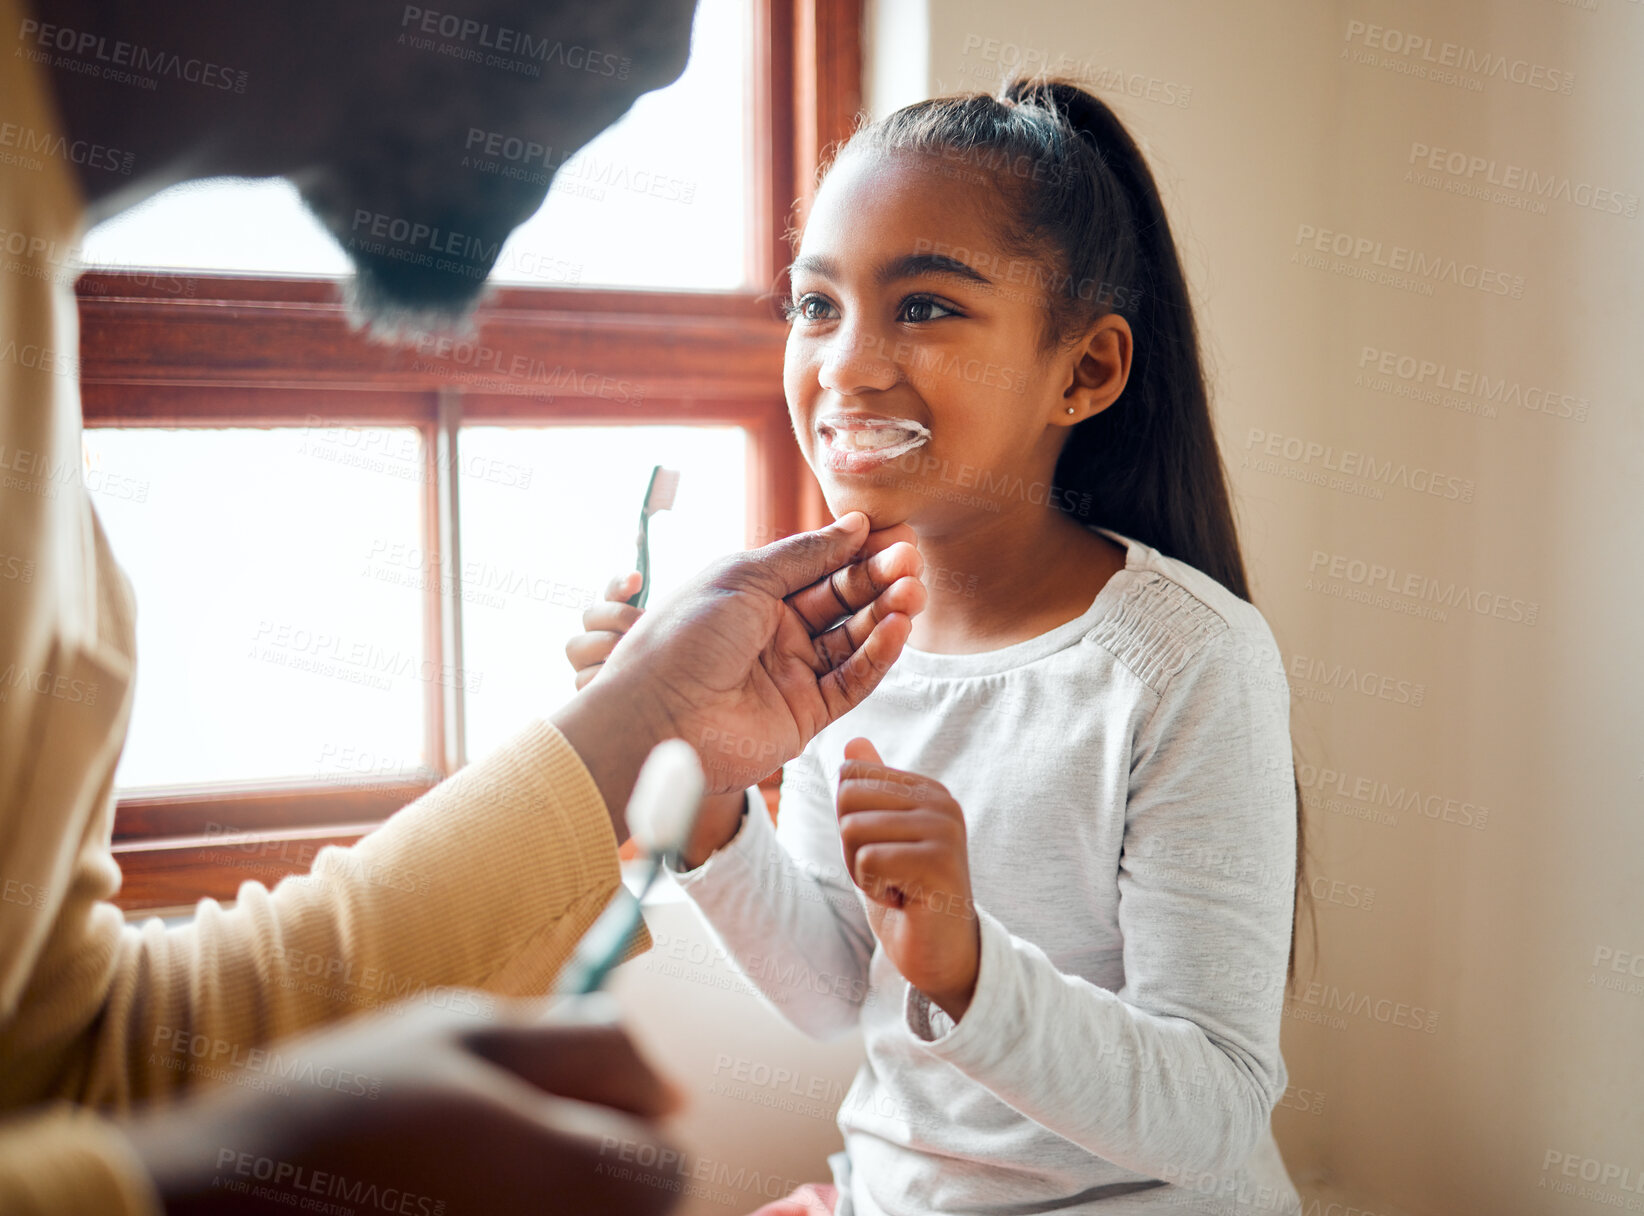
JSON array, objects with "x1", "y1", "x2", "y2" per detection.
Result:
[{"x1": 815, "y1": 413, "x2": 932, "y2": 473}]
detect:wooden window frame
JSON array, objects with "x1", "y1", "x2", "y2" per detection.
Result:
[{"x1": 83, "y1": 0, "x2": 862, "y2": 914}]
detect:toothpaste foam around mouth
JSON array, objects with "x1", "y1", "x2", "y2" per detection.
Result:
[{"x1": 819, "y1": 419, "x2": 931, "y2": 456}]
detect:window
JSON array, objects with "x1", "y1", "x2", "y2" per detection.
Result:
[
  {"x1": 83, "y1": 426, "x2": 427, "y2": 791},
  {"x1": 83, "y1": 0, "x2": 862, "y2": 914}
]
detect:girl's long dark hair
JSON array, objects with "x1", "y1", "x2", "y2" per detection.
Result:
[{"x1": 832, "y1": 79, "x2": 1312, "y2": 977}]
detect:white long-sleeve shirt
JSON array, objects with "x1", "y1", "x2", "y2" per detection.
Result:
[{"x1": 673, "y1": 528, "x2": 1302, "y2": 1216}]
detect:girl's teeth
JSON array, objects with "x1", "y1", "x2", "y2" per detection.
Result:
[
  {"x1": 835, "y1": 428, "x2": 912, "y2": 451},
  {"x1": 819, "y1": 421, "x2": 931, "y2": 456}
]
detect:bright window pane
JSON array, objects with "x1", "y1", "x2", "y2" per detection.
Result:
[
  {"x1": 78, "y1": 0, "x2": 750, "y2": 291},
  {"x1": 83, "y1": 427, "x2": 425, "y2": 791},
  {"x1": 458, "y1": 426, "x2": 748, "y2": 758}
]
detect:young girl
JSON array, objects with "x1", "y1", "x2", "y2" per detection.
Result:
[{"x1": 569, "y1": 80, "x2": 1302, "y2": 1216}]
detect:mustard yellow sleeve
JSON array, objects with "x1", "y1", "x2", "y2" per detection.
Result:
[
  {"x1": 0, "y1": 1106, "x2": 161, "y2": 1216},
  {"x1": 11, "y1": 719, "x2": 646, "y2": 1112}
]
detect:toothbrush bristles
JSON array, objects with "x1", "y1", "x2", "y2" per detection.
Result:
[
  {"x1": 646, "y1": 468, "x2": 680, "y2": 514},
  {"x1": 626, "y1": 739, "x2": 705, "y2": 858}
]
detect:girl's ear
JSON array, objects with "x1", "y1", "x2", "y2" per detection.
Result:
[{"x1": 1054, "y1": 314, "x2": 1133, "y2": 428}]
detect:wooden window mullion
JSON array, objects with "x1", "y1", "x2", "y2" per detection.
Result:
[
  {"x1": 435, "y1": 388, "x2": 468, "y2": 773},
  {"x1": 419, "y1": 409, "x2": 447, "y2": 778}
]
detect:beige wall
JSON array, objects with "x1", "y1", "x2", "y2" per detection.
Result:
[
  {"x1": 616, "y1": 2, "x2": 1644, "y2": 1212},
  {"x1": 892, "y1": 0, "x2": 1643, "y2": 1212}
]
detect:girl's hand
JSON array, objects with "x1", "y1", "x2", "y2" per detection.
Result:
[
  {"x1": 836, "y1": 738, "x2": 980, "y2": 1022},
  {"x1": 565, "y1": 572, "x2": 645, "y2": 691}
]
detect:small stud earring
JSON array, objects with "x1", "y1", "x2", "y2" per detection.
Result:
[{"x1": 1066, "y1": 406, "x2": 1077, "y2": 415}]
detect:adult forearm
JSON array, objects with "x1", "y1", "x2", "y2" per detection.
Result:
[{"x1": 550, "y1": 674, "x2": 674, "y2": 843}]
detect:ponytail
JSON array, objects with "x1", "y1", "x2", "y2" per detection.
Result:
[
  {"x1": 1012, "y1": 80, "x2": 1251, "y2": 600},
  {"x1": 831, "y1": 79, "x2": 1312, "y2": 978}
]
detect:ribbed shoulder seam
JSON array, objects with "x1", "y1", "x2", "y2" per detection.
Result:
[{"x1": 1083, "y1": 571, "x2": 1230, "y2": 696}]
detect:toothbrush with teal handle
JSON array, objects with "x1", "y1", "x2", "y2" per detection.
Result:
[
  {"x1": 552, "y1": 738, "x2": 705, "y2": 996},
  {"x1": 627, "y1": 465, "x2": 680, "y2": 609},
  {"x1": 552, "y1": 469, "x2": 686, "y2": 994}
]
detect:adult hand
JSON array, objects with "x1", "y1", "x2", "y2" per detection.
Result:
[
  {"x1": 126, "y1": 999, "x2": 685, "y2": 1216},
  {"x1": 565, "y1": 574, "x2": 754, "y2": 867},
  {"x1": 554, "y1": 513, "x2": 925, "y2": 817}
]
